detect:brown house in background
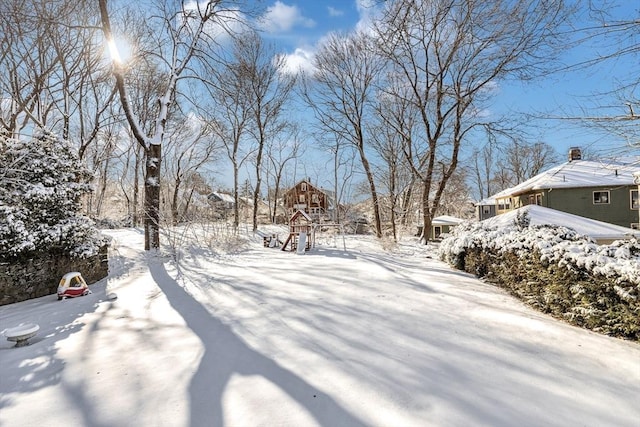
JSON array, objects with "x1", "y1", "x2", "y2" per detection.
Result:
[{"x1": 283, "y1": 179, "x2": 330, "y2": 220}]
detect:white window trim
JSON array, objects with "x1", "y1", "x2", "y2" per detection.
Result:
[
  {"x1": 630, "y1": 189, "x2": 639, "y2": 210},
  {"x1": 593, "y1": 190, "x2": 610, "y2": 205}
]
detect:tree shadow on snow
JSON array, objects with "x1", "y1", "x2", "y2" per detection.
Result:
[
  {"x1": 0, "y1": 279, "x2": 111, "y2": 419},
  {"x1": 148, "y1": 259, "x2": 367, "y2": 427}
]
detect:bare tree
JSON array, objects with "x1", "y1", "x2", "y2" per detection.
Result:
[
  {"x1": 0, "y1": 0, "x2": 62, "y2": 136},
  {"x1": 304, "y1": 31, "x2": 386, "y2": 237},
  {"x1": 264, "y1": 125, "x2": 303, "y2": 223},
  {"x1": 371, "y1": 94, "x2": 416, "y2": 240},
  {"x1": 469, "y1": 136, "x2": 558, "y2": 200},
  {"x1": 233, "y1": 31, "x2": 296, "y2": 231},
  {"x1": 0, "y1": 0, "x2": 114, "y2": 144},
  {"x1": 527, "y1": 2, "x2": 640, "y2": 154},
  {"x1": 99, "y1": 0, "x2": 243, "y2": 250},
  {"x1": 328, "y1": 135, "x2": 357, "y2": 225},
  {"x1": 375, "y1": 0, "x2": 570, "y2": 242},
  {"x1": 205, "y1": 51, "x2": 253, "y2": 229},
  {"x1": 85, "y1": 125, "x2": 118, "y2": 217},
  {"x1": 500, "y1": 140, "x2": 559, "y2": 185},
  {"x1": 163, "y1": 116, "x2": 219, "y2": 225}
]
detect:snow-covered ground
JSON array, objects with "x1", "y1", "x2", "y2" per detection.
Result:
[{"x1": 1, "y1": 228, "x2": 639, "y2": 427}]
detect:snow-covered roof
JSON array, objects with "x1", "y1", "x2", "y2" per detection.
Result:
[
  {"x1": 432, "y1": 215, "x2": 465, "y2": 226},
  {"x1": 208, "y1": 192, "x2": 235, "y2": 203},
  {"x1": 476, "y1": 197, "x2": 496, "y2": 206},
  {"x1": 492, "y1": 158, "x2": 640, "y2": 199},
  {"x1": 482, "y1": 205, "x2": 639, "y2": 241},
  {"x1": 290, "y1": 209, "x2": 312, "y2": 222}
]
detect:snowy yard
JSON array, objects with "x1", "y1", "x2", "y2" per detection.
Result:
[{"x1": 1, "y1": 228, "x2": 639, "y2": 427}]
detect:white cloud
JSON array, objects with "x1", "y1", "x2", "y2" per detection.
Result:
[
  {"x1": 181, "y1": 2, "x2": 250, "y2": 45},
  {"x1": 354, "y1": 0, "x2": 383, "y2": 34},
  {"x1": 281, "y1": 47, "x2": 316, "y2": 75},
  {"x1": 275, "y1": 0, "x2": 385, "y2": 76},
  {"x1": 258, "y1": 1, "x2": 315, "y2": 33},
  {"x1": 356, "y1": 0, "x2": 377, "y2": 16},
  {"x1": 327, "y1": 6, "x2": 344, "y2": 17}
]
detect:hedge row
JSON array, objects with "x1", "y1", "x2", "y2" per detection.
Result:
[{"x1": 440, "y1": 223, "x2": 639, "y2": 341}]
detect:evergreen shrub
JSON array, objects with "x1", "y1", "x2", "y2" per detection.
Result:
[
  {"x1": 439, "y1": 215, "x2": 640, "y2": 341},
  {"x1": 0, "y1": 132, "x2": 107, "y2": 260}
]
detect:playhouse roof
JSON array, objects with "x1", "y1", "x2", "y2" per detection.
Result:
[{"x1": 290, "y1": 209, "x2": 312, "y2": 222}]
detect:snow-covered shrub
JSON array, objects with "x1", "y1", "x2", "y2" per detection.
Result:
[
  {"x1": 0, "y1": 132, "x2": 107, "y2": 259},
  {"x1": 438, "y1": 213, "x2": 640, "y2": 340}
]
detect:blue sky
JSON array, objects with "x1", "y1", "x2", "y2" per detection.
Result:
[
  {"x1": 249, "y1": 0, "x2": 639, "y2": 162},
  {"x1": 253, "y1": 0, "x2": 375, "y2": 74}
]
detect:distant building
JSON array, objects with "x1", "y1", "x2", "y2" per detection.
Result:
[
  {"x1": 282, "y1": 179, "x2": 331, "y2": 221},
  {"x1": 476, "y1": 197, "x2": 497, "y2": 221},
  {"x1": 207, "y1": 191, "x2": 235, "y2": 219},
  {"x1": 417, "y1": 215, "x2": 465, "y2": 240}
]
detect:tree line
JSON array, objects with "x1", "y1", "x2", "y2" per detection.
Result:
[{"x1": 1, "y1": 0, "x2": 636, "y2": 250}]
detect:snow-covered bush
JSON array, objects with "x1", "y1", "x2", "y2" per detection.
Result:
[
  {"x1": 438, "y1": 213, "x2": 640, "y2": 340},
  {"x1": 0, "y1": 132, "x2": 107, "y2": 259}
]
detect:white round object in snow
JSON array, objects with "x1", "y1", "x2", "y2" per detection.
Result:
[{"x1": 5, "y1": 323, "x2": 39, "y2": 347}]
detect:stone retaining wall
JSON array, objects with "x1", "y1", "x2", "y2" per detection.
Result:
[{"x1": 0, "y1": 245, "x2": 109, "y2": 306}]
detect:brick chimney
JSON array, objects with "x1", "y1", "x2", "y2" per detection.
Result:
[{"x1": 568, "y1": 147, "x2": 581, "y2": 162}]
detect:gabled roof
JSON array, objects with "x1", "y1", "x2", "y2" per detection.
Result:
[
  {"x1": 482, "y1": 205, "x2": 639, "y2": 241},
  {"x1": 284, "y1": 180, "x2": 327, "y2": 196},
  {"x1": 290, "y1": 209, "x2": 312, "y2": 222},
  {"x1": 208, "y1": 192, "x2": 235, "y2": 203},
  {"x1": 492, "y1": 158, "x2": 640, "y2": 199}
]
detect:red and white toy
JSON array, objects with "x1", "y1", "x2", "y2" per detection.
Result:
[{"x1": 57, "y1": 272, "x2": 91, "y2": 300}]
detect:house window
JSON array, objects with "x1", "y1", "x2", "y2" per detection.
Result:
[
  {"x1": 497, "y1": 198, "x2": 511, "y2": 210},
  {"x1": 482, "y1": 206, "x2": 490, "y2": 214},
  {"x1": 631, "y1": 189, "x2": 639, "y2": 210},
  {"x1": 311, "y1": 194, "x2": 319, "y2": 203},
  {"x1": 434, "y1": 226, "x2": 442, "y2": 238},
  {"x1": 593, "y1": 191, "x2": 610, "y2": 204},
  {"x1": 298, "y1": 194, "x2": 305, "y2": 203},
  {"x1": 301, "y1": 183, "x2": 307, "y2": 191},
  {"x1": 535, "y1": 193, "x2": 543, "y2": 206}
]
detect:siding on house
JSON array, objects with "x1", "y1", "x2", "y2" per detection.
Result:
[
  {"x1": 509, "y1": 186, "x2": 637, "y2": 228},
  {"x1": 283, "y1": 180, "x2": 330, "y2": 219},
  {"x1": 487, "y1": 156, "x2": 640, "y2": 228}
]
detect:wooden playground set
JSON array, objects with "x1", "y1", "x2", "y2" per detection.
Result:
[{"x1": 260, "y1": 210, "x2": 345, "y2": 253}]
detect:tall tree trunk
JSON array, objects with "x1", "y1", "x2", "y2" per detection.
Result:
[
  {"x1": 133, "y1": 148, "x2": 140, "y2": 226},
  {"x1": 233, "y1": 160, "x2": 239, "y2": 229},
  {"x1": 420, "y1": 183, "x2": 432, "y2": 242},
  {"x1": 144, "y1": 144, "x2": 161, "y2": 250},
  {"x1": 252, "y1": 141, "x2": 264, "y2": 232},
  {"x1": 171, "y1": 177, "x2": 181, "y2": 226},
  {"x1": 96, "y1": 153, "x2": 110, "y2": 217},
  {"x1": 271, "y1": 173, "x2": 282, "y2": 224},
  {"x1": 359, "y1": 146, "x2": 382, "y2": 238},
  {"x1": 400, "y1": 182, "x2": 414, "y2": 226}
]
